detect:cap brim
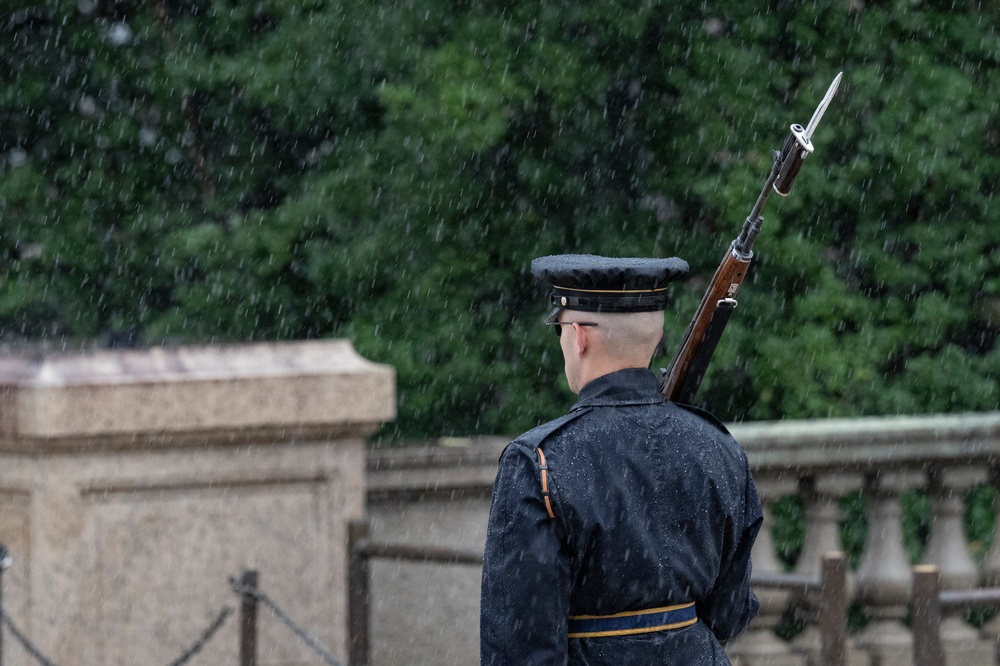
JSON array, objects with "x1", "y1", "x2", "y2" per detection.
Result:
[{"x1": 544, "y1": 306, "x2": 563, "y2": 324}]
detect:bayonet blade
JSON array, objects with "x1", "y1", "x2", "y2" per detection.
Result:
[{"x1": 803, "y1": 71, "x2": 843, "y2": 142}]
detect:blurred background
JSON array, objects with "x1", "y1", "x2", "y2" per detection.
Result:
[{"x1": 2, "y1": 0, "x2": 999, "y2": 440}]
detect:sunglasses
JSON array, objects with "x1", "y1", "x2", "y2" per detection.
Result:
[{"x1": 547, "y1": 321, "x2": 598, "y2": 338}]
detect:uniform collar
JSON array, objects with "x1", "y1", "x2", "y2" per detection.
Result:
[{"x1": 572, "y1": 368, "x2": 664, "y2": 409}]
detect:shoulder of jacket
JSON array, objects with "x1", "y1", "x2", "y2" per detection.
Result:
[
  {"x1": 672, "y1": 402, "x2": 732, "y2": 436},
  {"x1": 503, "y1": 407, "x2": 591, "y2": 457}
]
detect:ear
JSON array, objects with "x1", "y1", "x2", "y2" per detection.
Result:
[{"x1": 573, "y1": 322, "x2": 590, "y2": 355}]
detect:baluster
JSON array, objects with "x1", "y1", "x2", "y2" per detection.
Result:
[
  {"x1": 982, "y1": 465, "x2": 1000, "y2": 585},
  {"x1": 790, "y1": 474, "x2": 868, "y2": 666},
  {"x1": 853, "y1": 470, "x2": 921, "y2": 666},
  {"x1": 921, "y1": 464, "x2": 993, "y2": 663},
  {"x1": 727, "y1": 474, "x2": 805, "y2": 666},
  {"x1": 977, "y1": 464, "x2": 1000, "y2": 655}
]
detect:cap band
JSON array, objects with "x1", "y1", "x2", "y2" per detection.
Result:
[
  {"x1": 551, "y1": 290, "x2": 670, "y2": 313},
  {"x1": 553, "y1": 285, "x2": 672, "y2": 295}
]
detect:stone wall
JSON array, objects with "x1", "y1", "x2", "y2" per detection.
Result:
[
  {"x1": 0, "y1": 340, "x2": 395, "y2": 666},
  {"x1": 366, "y1": 438, "x2": 506, "y2": 666}
]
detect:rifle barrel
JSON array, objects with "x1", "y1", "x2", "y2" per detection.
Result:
[{"x1": 734, "y1": 152, "x2": 783, "y2": 257}]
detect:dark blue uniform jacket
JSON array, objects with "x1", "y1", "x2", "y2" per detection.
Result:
[{"x1": 481, "y1": 368, "x2": 762, "y2": 665}]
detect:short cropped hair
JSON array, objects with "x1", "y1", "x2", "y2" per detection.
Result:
[{"x1": 582, "y1": 310, "x2": 664, "y2": 364}]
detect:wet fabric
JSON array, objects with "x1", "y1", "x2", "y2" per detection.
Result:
[{"x1": 480, "y1": 368, "x2": 762, "y2": 665}]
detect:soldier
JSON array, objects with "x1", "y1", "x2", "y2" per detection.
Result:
[{"x1": 480, "y1": 254, "x2": 762, "y2": 665}]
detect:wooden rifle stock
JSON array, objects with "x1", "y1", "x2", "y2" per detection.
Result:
[
  {"x1": 660, "y1": 72, "x2": 842, "y2": 405},
  {"x1": 660, "y1": 242, "x2": 751, "y2": 404}
]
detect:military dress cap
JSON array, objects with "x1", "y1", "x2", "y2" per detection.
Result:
[{"x1": 531, "y1": 254, "x2": 689, "y2": 322}]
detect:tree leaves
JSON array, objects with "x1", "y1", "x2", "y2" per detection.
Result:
[{"x1": 2, "y1": 0, "x2": 999, "y2": 436}]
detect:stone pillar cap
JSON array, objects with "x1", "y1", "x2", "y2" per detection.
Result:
[{"x1": 0, "y1": 340, "x2": 396, "y2": 450}]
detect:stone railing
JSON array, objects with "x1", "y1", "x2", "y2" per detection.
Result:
[
  {"x1": 731, "y1": 412, "x2": 1000, "y2": 666},
  {"x1": 366, "y1": 412, "x2": 1000, "y2": 666}
]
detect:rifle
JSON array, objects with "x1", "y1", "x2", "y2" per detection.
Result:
[{"x1": 660, "y1": 72, "x2": 843, "y2": 405}]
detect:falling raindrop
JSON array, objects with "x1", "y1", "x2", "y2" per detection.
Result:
[
  {"x1": 107, "y1": 22, "x2": 133, "y2": 46},
  {"x1": 7, "y1": 149, "x2": 28, "y2": 168}
]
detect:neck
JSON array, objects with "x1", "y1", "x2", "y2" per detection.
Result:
[{"x1": 575, "y1": 359, "x2": 649, "y2": 393}]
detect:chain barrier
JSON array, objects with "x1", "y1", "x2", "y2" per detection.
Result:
[
  {"x1": 229, "y1": 577, "x2": 345, "y2": 666},
  {"x1": 165, "y1": 605, "x2": 233, "y2": 666},
  {"x1": 0, "y1": 573, "x2": 341, "y2": 666},
  {"x1": 0, "y1": 607, "x2": 59, "y2": 666},
  {"x1": 0, "y1": 602, "x2": 232, "y2": 666}
]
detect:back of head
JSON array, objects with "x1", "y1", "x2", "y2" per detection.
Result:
[{"x1": 583, "y1": 310, "x2": 665, "y2": 367}]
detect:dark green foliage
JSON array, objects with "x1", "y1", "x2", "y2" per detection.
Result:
[
  {"x1": 968, "y1": 483, "x2": 996, "y2": 561},
  {"x1": 2, "y1": 0, "x2": 1000, "y2": 438},
  {"x1": 840, "y1": 491, "x2": 869, "y2": 569},
  {"x1": 772, "y1": 495, "x2": 805, "y2": 569}
]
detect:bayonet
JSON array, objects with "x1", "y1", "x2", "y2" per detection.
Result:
[
  {"x1": 804, "y1": 71, "x2": 843, "y2": 143},
  {"x1": 772, "y1": 71, "x2": 844, "y2": 197}
]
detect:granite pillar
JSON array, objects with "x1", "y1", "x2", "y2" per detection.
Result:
[{"x1": 0, "y1": 340, "x2": 394, "y2": 666}]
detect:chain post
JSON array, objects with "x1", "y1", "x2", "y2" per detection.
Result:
[
  {"x1": 912, "y1": 564, "x2": 945, "y2": 666},
  {"x1": 347, "y1": 519, "x2": 370, "y2": 666},
  {"x1": 239, "y1": 570, "x2": 258, "y2": 666},
  {"x1": 820, "y1": 551, "x2": 847, "y2": 666},
  {"x1": 0, "y1": 544, "x2": 11, "y2": 666}
]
